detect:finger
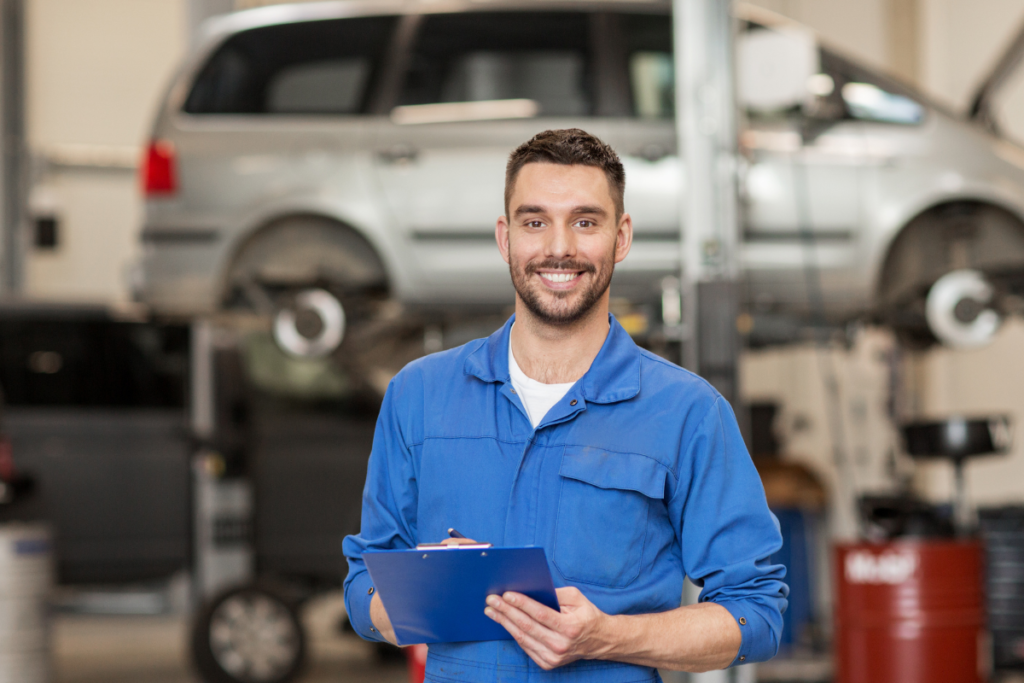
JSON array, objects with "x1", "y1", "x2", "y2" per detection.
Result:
[
  {"x1": 488, "y1": 596, "x2": 558, "y2": 644},
  {"x1": 485, "y1": 606, "x2": 562, "y2": 670},
  {"x1": 501, "y1": 592, "x2": 563, "y2": 631},
  {"x1": 553, "y1": 586, "x2": 591, "y2": 617},
  {"x1": 489, "y1": 597, "x2": 577, "y2": 662},
  {"x1": 488, "y1": 596, "x2": 576, "y2": 659}
]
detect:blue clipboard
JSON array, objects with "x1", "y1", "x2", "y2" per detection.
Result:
[{"x1": 362, "y1": 546, "x2": 559, "y2": 645}]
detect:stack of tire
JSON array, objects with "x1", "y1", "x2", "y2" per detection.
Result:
[
  {"x1": 979, "y1": 507, "x2": 1024, "y2": 674},
  {"x1": 0, "y1": 524, "x2": 51, "y2": 683}
]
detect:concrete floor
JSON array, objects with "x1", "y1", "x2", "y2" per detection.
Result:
[
  {"x1": 45, "y1": 591, "x2": 1024, "y2": 683},
  {"x1": 51, "y1": 593, "x2": 408, "y2": 683}
]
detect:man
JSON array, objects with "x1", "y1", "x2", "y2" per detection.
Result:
[{"x1": 344, "y1": 129, "x2": 787, "y2": 681}]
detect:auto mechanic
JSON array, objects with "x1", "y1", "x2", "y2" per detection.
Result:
[{"x1": 343, "y1": 128, "x2": 788, "y2": 681}]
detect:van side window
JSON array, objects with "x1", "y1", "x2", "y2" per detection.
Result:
[
  {"x1": 185, "y1": 16, "x2": 397, "y2": 115},
  {"x1": 622, "y1": 13, "x2": 674, "y2": 119},
  {"x1": 397, "y1": 12, "x2": 594, "y2": 117}
]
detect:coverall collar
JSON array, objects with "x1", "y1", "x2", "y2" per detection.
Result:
[{"x1": 463, "y1": 313, "x2": 641, "y2": 405}]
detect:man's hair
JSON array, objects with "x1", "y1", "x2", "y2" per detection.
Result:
[{"x1": 504, "y1": 128, "x2": 626, "y2": 218}]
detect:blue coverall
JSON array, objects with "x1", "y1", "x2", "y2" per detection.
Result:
[{"x1": 344, "y1": 315, "x2": 788, "y2": 682}]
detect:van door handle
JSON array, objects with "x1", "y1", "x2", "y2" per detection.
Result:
[{"x1": 378, "y1": 144, "x2": 419, "y2": 164}]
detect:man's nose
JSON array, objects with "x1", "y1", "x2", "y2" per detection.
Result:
[{"x1": 545, "y1": 222, "x2": 577, "y2": 259}]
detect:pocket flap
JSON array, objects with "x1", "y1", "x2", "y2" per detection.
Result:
[{"x1": 559, "y1": 447, "x2": 668, "y2": 500}]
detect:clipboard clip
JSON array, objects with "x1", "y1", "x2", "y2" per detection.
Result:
[{"x1": 416, "y1": 542, "x2": 494, "y2": 550}]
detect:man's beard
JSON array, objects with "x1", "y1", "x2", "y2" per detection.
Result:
[{"x1": 509, "y1": 251, "x2": 615, "y2": 326}]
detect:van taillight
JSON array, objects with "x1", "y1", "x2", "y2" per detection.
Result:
[{"x1": 143, "y1": 140, "x2": 177, "y2": 196}]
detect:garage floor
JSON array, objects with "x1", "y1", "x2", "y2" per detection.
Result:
[
  {"x1": 52, "y1": 593, "x2": 408, "y2": 683},
  {"x1": 41, "y1": 589, "x2": 1024, "y2": 683}
]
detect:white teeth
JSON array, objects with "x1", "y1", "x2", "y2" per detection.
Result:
[{"x1": 540, "y1": 272, "x2": 579, "y2": 283}]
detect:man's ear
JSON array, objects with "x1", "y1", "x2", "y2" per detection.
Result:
[
  {"x1": 614, "y1": 213, "x2": 633, "y2": 264},
  {"x1": 496, "y1": 215, "x2": 511, "y2": 265}
]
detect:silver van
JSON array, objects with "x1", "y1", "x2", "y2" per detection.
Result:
[{"x1": 137, "y1": 0, "x2": 1024, "y2": 354}]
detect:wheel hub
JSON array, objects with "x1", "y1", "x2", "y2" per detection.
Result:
[
  {"x1": 273, "y1": 288, "x2": 346, "y2": 358},
  {"x1": 925, "y1": 269, "x2": 1002, "y2": 349},
  {"x1": 209, "y1": 594, "x2": 300, "y2": 682}
]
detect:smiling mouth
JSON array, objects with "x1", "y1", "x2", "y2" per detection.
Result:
[{"x1": 539, "y1": 272, "x2": 581, "y2": 284}]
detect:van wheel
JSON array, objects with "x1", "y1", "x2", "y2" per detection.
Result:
[
  {"x1": 877, "y1": 202, "x2": 1024, "y2": 348},
  {"x1": 192, "y1": 584, "x2": 306, "y2": 683}
]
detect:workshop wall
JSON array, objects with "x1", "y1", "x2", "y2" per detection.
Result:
[
  {"x1": 748, "y1": 0, "x2": 890, "y2": 73},
  {"x1": 909, "y1": 320, "x2": 1024, "y2": 508},
  {"x1": 23, "y1": 0, "x2": 186, "y2": 302},
  {"x1": 920, "y1": 0, "x2": 1024, "y2": 108},
  {"x1": 740, "y1": 330, "x2": 905, "y2": 542},
  {"x1": 919, "y1": 0, "x2": 1024, "y2": 147}
]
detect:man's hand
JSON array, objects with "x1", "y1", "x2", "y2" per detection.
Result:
[
  {"x1": 485, "y1": 588, "x2": 742, "y2": 672},
  {"x1": 370, "y1": 592, "x2": 398, "y2": 645},
  {"x1": 438, "y1": 537, "x2": 481, "y2": 546},
  {"x1": 484, "y1": 586, "x2": 611, "y2": 670}
]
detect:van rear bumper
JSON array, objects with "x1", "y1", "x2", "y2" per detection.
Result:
[{"x1": 136, "y1": 234, "x2": 224, "y2": 315}]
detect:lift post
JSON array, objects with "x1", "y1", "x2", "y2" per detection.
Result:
[
  {"x1": 0, "y1": 0, "x2": 25, "y2": 295},
  {"x1": 671, "y1": 1, "x2": 747, "y2": 682},
  {"x1": 673, "y1": 0, "x2": 741, "y2": 406},
  {"x1": 191, "y1": 320, "x2": 254, "y2": 602}
]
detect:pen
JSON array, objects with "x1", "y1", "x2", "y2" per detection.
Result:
[{"x1": 448, "y1": 528, "x2": 467, "y2": 539}]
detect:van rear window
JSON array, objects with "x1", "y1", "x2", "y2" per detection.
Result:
[{"x1": 184, "y1": 16, "x2": 396, "y2": 115}]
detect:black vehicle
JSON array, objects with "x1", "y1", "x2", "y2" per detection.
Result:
[
  {"x1": 0, "y1": 304, "x2": 380, "y2": 683},
  {"x1": 0, "y1": 303, "x2": 191, "y2": 583}
]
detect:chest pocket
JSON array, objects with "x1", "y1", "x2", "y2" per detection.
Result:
[{"x1": 553, "y1": 447, "x2": 668, "y2": 588}]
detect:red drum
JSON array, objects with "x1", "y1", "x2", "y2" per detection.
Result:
[{"x1": 834, "y1": 540, "x2": 985, "y2": 683}]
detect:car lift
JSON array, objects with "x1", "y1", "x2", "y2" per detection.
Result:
[
  {"x1": 0, "y1": 0, "x2": 26, "y2": 297},
  {"x1": 190, "y1": 320, "x2": 254, "y2": 602}
]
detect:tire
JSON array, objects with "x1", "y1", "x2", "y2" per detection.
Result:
[
  {"x1": 877, "y1": 201, "x2": 1024, "y2": 348},
  {"x1": 192, "y1": 583, "x2": 306, "y2": 683},
  {"x1": 223, "y1": 216, "x2": 390, "y2": 362}
]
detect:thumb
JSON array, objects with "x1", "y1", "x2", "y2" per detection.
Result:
[{"x1": 555, "y1": 586, "x2": 586, "y2": 605}]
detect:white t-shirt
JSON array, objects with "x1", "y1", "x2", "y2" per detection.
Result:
[{"x1": 509, "y1": 338, "x2": 576, "y2": 429}]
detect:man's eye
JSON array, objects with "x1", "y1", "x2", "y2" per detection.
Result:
[
  {"x1": 526, "y1": 221, "x2": 544, "y2": 228},
  {"x1": 577, "y1": 220, "x2": 595, "y2": 228}
]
